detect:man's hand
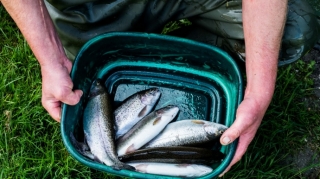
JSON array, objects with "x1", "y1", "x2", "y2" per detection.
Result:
[
  {"x1": 218, "y1": 0, "x2": 288, "y2": 176},
  {"x1": 219, "y1": 92, "x2": 272, "y2": 177},
  {"x1": 2, "y1": 0, "x2": 83, "y2": 122},
  {"x1": 41, "y1": 60, "x2": 83, "y2": 122}
]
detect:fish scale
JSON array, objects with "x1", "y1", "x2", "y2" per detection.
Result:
[
  {"x1": 80, "y1": 80, "x2": 135, "y2": 171},
  {"x1": 118, "y1": 146, "x2": 225, "y2": 165},
  {"x1": 116, "y1": 105, "x2": 179, "y2": 156},
  {"x1": 143, "y1": 120, "x2": 228, "y2": 148},
  {"x1": 114, "y1": 88, "x2": 161, "y2": 139},
  {"x1": 128, "y1": 162, "x2": 213, "y2": 177},
  {"x1": 84, "y1": 93, "x2": 115, "y2": 165}
]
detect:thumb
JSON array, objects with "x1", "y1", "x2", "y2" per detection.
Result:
[
  {"x1": 220, "y1": 126, "x2": 241, "y2": 145},
  {"x1": 220, "y1": 99, "x2": 259, "y2": 145},
  {"x1": 220, "y1": 112, "x2": 257, "y2": 145},
  {"x1": 59, "y1": 89, "x2": 83, "y2": 105}
]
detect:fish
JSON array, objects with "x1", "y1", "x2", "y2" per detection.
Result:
[
  {"x1": 79, "y1": 79, "x2": 135, "y2": 171},
  {"x1": 128, "y1": 162, "x2": 213, "y2": 177},
  {"x1": 116, "y1": 105, "x2": 179, "y2": 156},
  {"x1": 69, "y1": 132, "x2": 95, "y2": 160},
  {"x1": 114, "y1": 88, "x2": 161, "y2": 139},
  {"x1": 118, "y1": 146, "x2": 225, "y2": 165},
  {"x1": 143, "y1": 119, "x2": 228, "y2": 148}
]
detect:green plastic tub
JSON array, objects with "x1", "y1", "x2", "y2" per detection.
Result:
[{"x1": 61, "y1": 32, "x2": 243, "y2": 179}]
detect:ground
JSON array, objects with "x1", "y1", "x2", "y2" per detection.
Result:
[
  {"x1": 303, "y1": 49, "x2": 320, "y2": 103},
  {"x1": 291, "y1": 1, "x2": 320, "y2": 177},
  {"x1": 283, "y1": 48, "x2": 320, "y2": 179}
]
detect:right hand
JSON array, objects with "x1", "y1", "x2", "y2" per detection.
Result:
[{"x1": 40, "y1": 59, "x2": 83, "y2": 122}]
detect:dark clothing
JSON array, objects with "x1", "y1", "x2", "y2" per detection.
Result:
[{"x1": 45, "y1": 0, "x2": 320, "y2": 65}]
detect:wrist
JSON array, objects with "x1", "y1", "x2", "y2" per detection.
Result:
[
  {"x1": 244, "y1": 57, "x2": 278, "y2": 106},
  {"x1": 243, "y1": 83, "x2": 275, "y2": 111},
  {"x1": 40, "y1": 55, "x2": 72, "y2": 77},
  {"x1": 40, "y1": 53, "x2": 70, "y2": 68}
]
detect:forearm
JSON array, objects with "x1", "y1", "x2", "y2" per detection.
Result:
[
  {"x1": 243, "y1": 0, "x2": 287, "y2": 106},
  {"x1": 2, "y1": 0, "x2": 81, "y2": 122},
  {"x1": 1, "y1": 0, "x2": 68, "y2": 68}
]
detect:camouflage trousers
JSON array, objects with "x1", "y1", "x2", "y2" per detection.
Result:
[{"x1": 45, "y1": 0, "x2": 320, "y2": 65}]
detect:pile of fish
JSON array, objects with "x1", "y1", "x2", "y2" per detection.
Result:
[{"x1": 71, "y1": 79, "x2": 228, "y2": 178}]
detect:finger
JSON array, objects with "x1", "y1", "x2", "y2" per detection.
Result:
[
  {"x1": 219, "y1": 136, "x2": 251, "y2": 177},
  {"x1": 220, "y1": 99, "x2": 259, "y2": 145},
  {"x1": 59, "y1": 89, "x2": 83, "y2": 105},
  {"x1": 220, "y1": 114, "x2": 254, "y2": 145},
  {"x1": 49, "y1": 106, "x2": 62, "y2": 122},
  {"x1": 220, "y1": 114, "x2": 250, "y2": 146},
  {"x1": 42, "y1": 99, "x2": 61, "y2": 122},
  {"x1": 42, "y1": 89, "x2": 82, "y2": 122}
]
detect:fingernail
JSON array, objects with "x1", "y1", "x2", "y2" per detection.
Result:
[
  {"x1": 58, "y1": 111, "x2": 62, "y2": 120},
  {"x1": 222, "y1": 136, "x2": 231, "y2": 145},
  {"x1": 219, "y1": 172, "x2": 225, "y2": 178}
]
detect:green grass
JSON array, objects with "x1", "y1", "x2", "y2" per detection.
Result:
[
  {"x1": 0, "y1": 5, "x2": 117, "y2": 179},
  {"x1": 307, "y1": 0, "x2": 320, "y2": 13},
  {"x1": 1, "y1": 4, "x2": 320, "y2": 179},
  {"x1": 224, "y1": 60, "x2": 320, "y2": 179}
]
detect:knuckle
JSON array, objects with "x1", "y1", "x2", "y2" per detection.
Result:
[{"x1": 55, "y1": 88, "x2": 69, "y2": 100}]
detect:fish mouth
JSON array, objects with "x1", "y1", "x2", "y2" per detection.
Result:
[
  {"x1": 143, "y1": 88, "x2": 160, "y2": 97},
  {"x1": 88, "y1": 79, "x2": 106, "y2": 98},
  {"x1": 90, "y1": 79, "x2": 102, "y2": 89},
  {"x1": 141, "y1": 88, "x2": 161, "y2": 104},
  {"x1": 204, "y1": 124, "x2": 228, "y2": 137},
  {"x1": 156, "y1": 105, "x2": 179, "y2": 117},
  {"x1": 148, "y1": 87, "x2": 160, "y2": 94},
  {"x1": 218, "y1": 127, "x2": 227, "y2": 135}
]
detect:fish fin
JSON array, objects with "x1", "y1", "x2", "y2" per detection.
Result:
[
  {"x1": 70, "y1": 132, "x2": 89, "y2": 152},
  {"x1": 138, "y1": 106, "x2": 148, "y2": 118},
  {"x1": 192, "y1": 120, "x2": 205, "y2": 124},
  {"x1": 82, "y1": 135, "x2": 91, "y2": 151},
  {"x1": 112, "y1": 162, "x2": 136, "y2": 171},
  {"x1": 113, "y1": 125, "x2": 118, "y2": 134},
  {"x1": 111, "y1": 165, "x2": 121, "y2": 171},
  {"x1": 134, "y1": 164, "x2": 149, "y2": 173},
  {"x1": 69, "y1": 132, "x2": 81, "y2": 150},
  {"x1": 94, "y1": 156, "x2": 103, "y2": 164},
  {"x1": 69, "y1": 132, "x2": 95, "y2": 160},
  {"x1": 153, "y1": 116, "x2": 162, "y2": 125},
  {"x1": 83, "y1": 152, "x2": 95, "y2": 160},
  {"x1": 125, "y1": 144, "x2": 136, "y2": 154},
  {"x1": 75, "y1": 150, "x2": 94, "y2": 160},
  {"x1": 176, "y1": 164, "x2": 192, "y2": 168}
]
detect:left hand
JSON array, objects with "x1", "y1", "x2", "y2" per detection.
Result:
[{"x1": 218, "y1": 92, "x2": 272, "y2": 177}]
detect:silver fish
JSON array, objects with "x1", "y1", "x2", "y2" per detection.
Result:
[
  {"x1": 128, "y1": 162, "x2": 213, "y2": 177},
  {"x1": 81, "y1": 79, "x2": 134, "y2": 171},
  {"x1": 114, "y1": 88, "x2": 161, "y2": 139},
  {"x1": 143, "y1": 120, "x2": 228, "y2": 148},
  {"x1": 116, "y1": 105, "x2": 179, "y2": 156}
]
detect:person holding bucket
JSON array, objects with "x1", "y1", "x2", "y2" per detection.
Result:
[{"x1": 2, "y1": 0, "x2": 319, "y2": 176}]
